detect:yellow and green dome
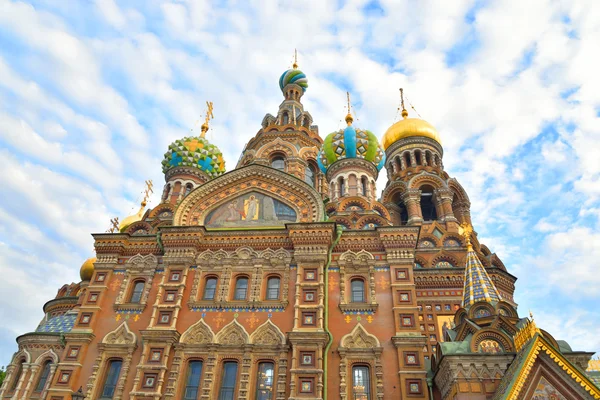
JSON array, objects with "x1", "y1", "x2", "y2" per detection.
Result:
[
  {"x1": 162, "y1": 136, "x2": 226, "y2": 178},
  {"x1": 80, "y1": 257, "x2": 96, "y2": 281},
  {"x1": 317, "y1": 122, "x2": 385, "y2": 173}
]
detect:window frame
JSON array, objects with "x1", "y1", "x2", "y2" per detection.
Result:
[
  {"x1": 304, "y1": 163, "x2": 316, "y2": 187},
  {"x1": 265, "y1": 276, "x2": 281, "y2": 300},
  {"x1": 218, "y1": 361, "x2": 239, "y2": 400},
  {"x1": 183, "y1": 360, "x2": 203, "y2": 400},
  {"x1": 99, "y1": 359, "x2": 123, "y2": 399},
  {"x1": 351, "y1": 364, "x2": 372, "y2": 400},
  {"x1": 255, "y1": 361, "x2": 275, "y2": 400},
  {"x1": 350, "y1": 278, "x2": 366, "y2": 303},
  {"x1": 129, "y1": 279, "x2": 145, "y2": 304},
  {"x1": 34, "y1": 360, "x2": 52, "y2": 392},
  {"x1": 233, "y1": 276, "x2": 249, "y2": 301},
  {"x1": 203, "y1": 276, "x2": 218, "y2": 300},
  {"x1": 270, "y1": 156, "x2": 286, "y2": 171}
]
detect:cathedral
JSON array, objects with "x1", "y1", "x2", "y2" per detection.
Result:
[{"x1": 1, "y1": 61, "x2": 599, "y2": 400}]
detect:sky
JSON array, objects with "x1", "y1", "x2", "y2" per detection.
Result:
[{"x1": 0, "y1": 0, "x2": 599, "y2": 366}]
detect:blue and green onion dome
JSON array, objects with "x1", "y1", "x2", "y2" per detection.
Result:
[
  {"x1": 317, "y1": 124, "x2": 386, "y2": 173},
  {"x1": 279, "y1": 68, "x2": 308, "y2": 92},
  {"x1": 162, "y1": 136, "x2": 226, "y2": 178}
]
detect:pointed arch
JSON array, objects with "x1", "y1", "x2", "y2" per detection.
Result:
[
  {"x1": 180, "y1": 319, "x2": 215, "y2": 345},
  {"x1": 102, "y1": 321, "x2": 136, "y2": 345},
  {"x1": 250, "y1": 320, "x2": 286, "y2": 346},
  {"x1": 33, "y1": 349, "x2": 59, "y2": 365},
  {"x1": 340, "y1": 323, "x2": 380, "y2": 348},
  {"x1": 215, "y1": 319, "x2": 250, "y2": 346}
]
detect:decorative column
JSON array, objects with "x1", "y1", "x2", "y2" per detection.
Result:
[
  {"x1": 403, "y1": 189, "x2": 423, "y2": 225},
  {"x1": 434, "y1": 188, "x2": 457, "y2": 223}
]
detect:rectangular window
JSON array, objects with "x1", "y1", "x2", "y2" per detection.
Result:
[
  {"x1": 88, "y1": 292, "x2": 100, "y2": 303},
  {"x1": 218, "y1": 361, "x2": 238, "y2": 400},
  {"x1": 203, "y1": 277, "x2": 218, "y2": 300},
  {"x1": 164, "y1": 290, "x2": 177, "y2": 303},
  {"x1": 303, "y1": 289, "x2": 316, "y2": 303},
  {"x1": 266, "y1": 277, "x2": 280, "y2": 300},
  {"x1": 302, "y1": 312, "x2": 316, "y2": 326},
  {"x1": 79, "y1": 313, "x2": 92, "y2": 325},
  {"x1": 184, "y1": 361, "x2": 203, "y2": 400},
  {"x1": 395, "y1": 269, "x2": 408, "y2": 280},
  {"x1": 148, "y1": 349, "x2": 163, "y2": 363},
  {"x1": 304, "y1": 269, "x2": 316, "y2": 281},
  {"x1": 170, "y1": 270, "x2": 182, "y2": 282},
  {"x1": 352, "y1": 365, "x2": 371, "y2": 400},
  {"x1": 350, "y1": 279, "x2": 365, "y2": 303},
  {"x1": 299, "y1": 378, "x2": 314, "y2": 393},
  {"x1": 234, "y1": 277, "x2": 248, "y2": 300},
  {"x1": 300, "y1": 351, "x2": 315, "y2": 366},
  {"x1": 158, "y1": 311, "x2": 172, "y2": 325},
  {"x1": 407, "y1": 380, "x2": 422, "y2": 394},
  {"x1": 400, "y1": 314, "x2": 414, "y2": 327},
  {"x1": 100, "y1": 360, "x2": 122, "y2": 399},
  {"x1": 404, "y1": 352, "x2": 419, "y2": 366},
  {"x1": 142, "y1": 373, "x2": 158, "y2": 389},
  {"x1": 66, "y1": 346, "x2": 80, "y2": 360}
]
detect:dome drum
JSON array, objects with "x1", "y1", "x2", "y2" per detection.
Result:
[
  {"x1": 324, "y1": 157, "x2": 379, "y2": 182},
  {"x1": 384, "y1": 135, "x2": 444, "y2": 159}
]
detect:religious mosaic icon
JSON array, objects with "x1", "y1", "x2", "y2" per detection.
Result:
[{"x1": 205, "y1": 192, "x2": 297, "y2": 228}]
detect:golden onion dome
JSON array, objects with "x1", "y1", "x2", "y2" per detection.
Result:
[
  {"x1": 80, "y1": 257, "x2": 96, "y2": 281},
  {"x1": 119, "y1": 200, "x2": 147, "y2": 233},
  {"x1": 381, "y1": 109, "x2": 441, "y2": 150}
]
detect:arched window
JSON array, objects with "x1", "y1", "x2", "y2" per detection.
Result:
[
  {"x1": 162, "y1": 184, "x2": 171, "y2": 201},
  {"x1": 282, "y1": 112, "x2": 289, "y2": 124},
  {"x1": 338, "y1": 177, "x2": 345, "y2": 196},
  {"x1": 420, "y1": 186, "x2": 438, "y2": 221},
  {"x1": 218, "y1": 361, "x2": 238, "y2": 400},
  {"x1": 185, "y1": 183, "x2": 193, "y2": 196},
  {"x1": 352, "y1": 365, "x2": 371, "y2": 400},
  {"x1": 255, "y1": 362, "x2": 275, "y2": 400},
  {"x1": 361, "y1": 176, "x2": 368, "y2": 196},
  {"x1": 404, "y1": 152, "x2": 411, "y2": 168},
  {"x1": 35, "y1": 360, "x2": 52, "y2": 392},
  {"x1": 415, "y1": 151, "x2": 422, "y2": 165},
  {"x1": 304, "y1": 164, "x2": 316, "y2": 187},
  {"x1": 10, "y1": 361, "x2": 23, "y2": 391},
  {"x1": 271, "y1": 156, "x2": 285, "y2": 171},
  {"x1": 203, "y1": 277, "x2": 218, "y2": 300},
  {"x1": 350, "y1": 279, "x2": 365, "y2": 303},
  {"x1": 129, "y1": 280, "x2": 145, "y2": 303},
  {"x1": 234, "y1": 277, "x2": 248, "y2": 300},
  {"x1": 266, "y1": 277, "x2": 280, "y2": 300},
  {"x1": 100, "y1": 359, "x2": 123, "y2": 399},
  {"x1": 183, "y1": 360, "x2": 203, "y2": 400}
]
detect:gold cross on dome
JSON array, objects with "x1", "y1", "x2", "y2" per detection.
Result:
[
  {"x1": 143, "y1": 180, "x2": 153, "y2": 204},
  {"x1": 205, "y1": 101, "x2": 214, "y2": 124},
  {"x1": 107, "y1": 217, "x2": 119, "y2": 233}
]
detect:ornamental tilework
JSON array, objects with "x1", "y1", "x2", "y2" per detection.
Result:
[
  {"x1": 161, "y1": 136, "x2": 226, "y2": 178},
  {"x1": 318, "y1": 125, "x2": 385, "y2": 173},
  {"x1": 463, "y1": 250, "x2": 501, "y2": 307},
  {"x1": 36, "y1": 313, "x2": 77, "y2": 333}
]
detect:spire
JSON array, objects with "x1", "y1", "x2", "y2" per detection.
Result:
[
  {"x1": 459, "y1": 223, "x2": 502, "y2": 308},
  {"x1": 345, "y1": 91, "x2": 354, "y2": 125},
  {"x1": 293, "y1": 48, "x2": 298, "y2": 69},
  {"x1": 399, "y1": 88, "x2": 408, "y2": 119},
  {"x1": 200, "y1": 101, "x2": 214, "y2": 138}
]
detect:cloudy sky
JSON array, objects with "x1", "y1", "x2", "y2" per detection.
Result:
[{"x1": 0, "y1": 0, "x2": 599, "y2": 365}]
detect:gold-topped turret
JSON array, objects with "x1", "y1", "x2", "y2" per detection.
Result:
[
  {"x1": 119, "y1": 180, "x2": 153, "y2": 232},
  {"x1": 381, "y1": 88, "x2": 441, "y2": 150}
]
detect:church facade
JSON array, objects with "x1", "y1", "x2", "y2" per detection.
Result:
[{"x1": 1, "y1": 64, "x2": 599, "y2": 400}]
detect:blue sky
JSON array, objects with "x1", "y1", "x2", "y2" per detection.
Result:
[{"x1": 0, "y1": 0, "x2": 599, "y2": 365}]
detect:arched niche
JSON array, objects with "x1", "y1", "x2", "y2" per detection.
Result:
[{"x1": 174, "y1": 165, "x2": 324, "y2": 227}]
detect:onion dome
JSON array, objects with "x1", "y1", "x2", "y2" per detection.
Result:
[
  {"x1": 381, "y1": 107, "x2": 441, "y2": 150},
  {"x1": 80, "y1": 257, "x2": 96, "y2": 281},
  {"x1": 119, "y1": 200, "x2": 147, "y2": 232},
  {"x1": 317, "y1": 115, "x2": 385, "y2": 173},
  {"x1": 161, "y1": 135, "x2": 226, "y2": 178},
  {"x1": 279, "y1": 68, "x2": 308, "y2": 92}
]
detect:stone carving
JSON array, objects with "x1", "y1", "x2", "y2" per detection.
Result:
[
  {"x1": 102, "y1": 322, "x2": 136, "y2": 345},
  {"x1": 127, "y1": 253, "x2": 158, "y2": 271},
  {"x1": 216, "y1": 319, "x2": 249, "y2": 345},
  {"x1": 340, "y1": 323, "x2": 380, "y2": 349},
  {"x1": 180, "y1": 319, "x2": 215, "y2": 345},
  {"x1": 250, "y1": 320, "x2": 285, "y2": 346}
]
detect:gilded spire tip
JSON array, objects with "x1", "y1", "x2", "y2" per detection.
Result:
[
  {"x1": 400, "y1": 88, "x2": 408, "y2": 119},
  {"x1": 201, "y1": 101, "x2": 214, "y2": 138},
  {"x1": 345, "y1": 91, "x2": 353, "y2": 125},
  {"x1": 292, "y1": 49, "x2": 298, "y2": 69}
]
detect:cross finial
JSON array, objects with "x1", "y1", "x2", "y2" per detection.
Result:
[
  {"x1": 107, "y1": 217, "x2": 120, "y2": 233},
  {"x1": 345, "y1": 91, "x2": 353, "y2": 125},
  {"x1": 200, "y1": 101, "x2": 214, "y2": 138},
  {"x1": 293, "y1": 49, "x2": 298, "y2": 69},
  {"x1": 399, "y1": 88, "x2": 408, "y2": 119},
  {"x1": 459, "y1": 222, "x2": 474, "y2": 251},
  {"x1": 142, "y1": 180, "x2": 154, "y2": 206}
]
